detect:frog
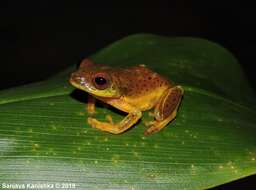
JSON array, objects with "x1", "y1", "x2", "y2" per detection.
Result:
[{"x1": 69, "y1": 58, "x2": 184, "y2": 135}]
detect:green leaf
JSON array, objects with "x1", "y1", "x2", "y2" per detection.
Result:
[{"x1": 0, "y1": 34, "x2": 255, "y2": 190}]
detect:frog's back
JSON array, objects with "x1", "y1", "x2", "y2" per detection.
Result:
[{"x1": 112, "y1": 65, "x2": 173, "y2": 110}]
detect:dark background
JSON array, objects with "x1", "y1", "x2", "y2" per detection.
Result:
[{"x1": 0, "y1": 1, "x2": 255, "y2": 189}]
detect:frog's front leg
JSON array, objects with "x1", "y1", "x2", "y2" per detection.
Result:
[
  {"x1": 87, "y1": 95, "x2": 95, "y2": 115},
  {"x1": 144, "y1": 85, "x2": 183, "y2": 135},
  {"x1": 87, "y1": 100, "x2": 142, "y2": 134}
]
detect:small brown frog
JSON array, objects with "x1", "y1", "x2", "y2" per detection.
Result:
[{"x1": 70, "y1": 59, "x2": 183, "y2": 135}]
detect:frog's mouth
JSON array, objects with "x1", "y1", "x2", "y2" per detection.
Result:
[{"x1": 69, "y1": 77, "x2": 93, "y2": 93}]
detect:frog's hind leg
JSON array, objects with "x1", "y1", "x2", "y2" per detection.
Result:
[{"x1": 144, "y1": 86, "x2": 183, "y2": 136}]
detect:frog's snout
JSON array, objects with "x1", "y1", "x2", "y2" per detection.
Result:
[{"x1": 70, "y1": 72, "x2": 86, "y2": 86}]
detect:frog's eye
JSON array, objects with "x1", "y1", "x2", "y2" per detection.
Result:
[{"x1": 93, "y1": 73, "x2": 110, "y2": 90}]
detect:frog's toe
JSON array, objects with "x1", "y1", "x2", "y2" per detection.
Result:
[
  {"x1": 87, "y1": 117, "x2": 98, "y2": 128},
  {"x1": 144, "y1": 123, "x2": 161, "y2": 136}
]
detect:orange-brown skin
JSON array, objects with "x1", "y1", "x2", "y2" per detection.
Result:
[{"x1": 70, "y1": 59, "x2": 183, "y2": 135}]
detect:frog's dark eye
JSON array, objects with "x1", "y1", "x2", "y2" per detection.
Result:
[
  {"x1": 93, "y1": 73, "x2": 110, "y2": 90},
  {"x1": 95, "y1": 76, "x2": 106, "y2": 85}
]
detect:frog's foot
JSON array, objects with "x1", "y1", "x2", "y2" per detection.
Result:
[
  {"x1": 88, "y1": 111, "x2": 142, "y2": 134},
  {"x1": 87, "y1": 95, "x2": 96, "y2": 115},
  {"x1": 144, "y1": 114, "x2": 176, "y2": 135},
  {"x1": 144, "y1": 86, "x2": 183, "y2": 136}
]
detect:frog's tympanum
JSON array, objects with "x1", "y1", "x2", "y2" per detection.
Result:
[{"x1": 70, "y1": 59, "x2": 183, "y2": 135}]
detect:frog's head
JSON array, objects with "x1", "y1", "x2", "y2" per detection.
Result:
[{"x1": 69, "y1": 59, "x2": 121, "y2": 98}]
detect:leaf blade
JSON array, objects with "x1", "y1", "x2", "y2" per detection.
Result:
[{"x1": 0, "y1": 34, "x2": 255, "y2": 189}]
